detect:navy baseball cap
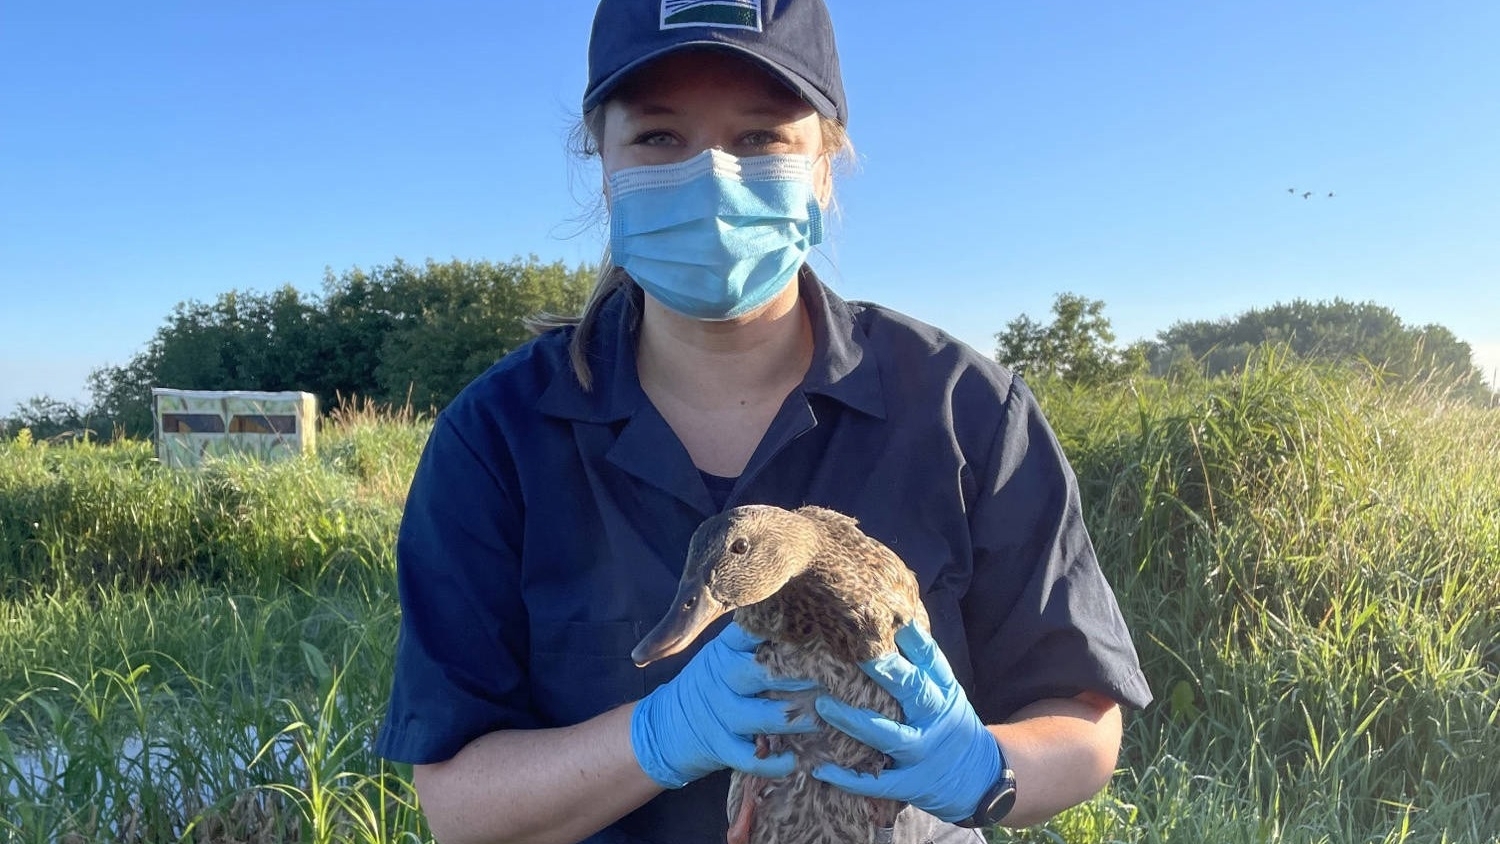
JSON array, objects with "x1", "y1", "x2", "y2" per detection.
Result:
[{"x1": 583, "y1": 0, "x2": 847, "y2": 124}]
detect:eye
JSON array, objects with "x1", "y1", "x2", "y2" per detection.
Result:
[
  {"x1": 632, "y1": 130, "x2": 678, "y2": 147},
  {"x1": 729, "y1": 538, "x2": 750, "y2": 554},
  {"x1": 682, "y1": 595, "x2": 698, "y2": 611},
  {"x1": 738, "y1": 129, "x2": 787, "y2": 150}
]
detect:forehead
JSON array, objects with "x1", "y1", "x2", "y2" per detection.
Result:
[{"x1": 609, "y1": 48, "x2": 811, "y2": 112}]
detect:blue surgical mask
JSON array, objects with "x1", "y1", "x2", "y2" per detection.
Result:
[{"x1": 607, "y1": 149, "x2": 824, "y2": 321}]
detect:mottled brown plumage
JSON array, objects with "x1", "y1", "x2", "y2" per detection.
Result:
[{"x1": 632, "y1": 504, "x2": 929, "y2": 844}]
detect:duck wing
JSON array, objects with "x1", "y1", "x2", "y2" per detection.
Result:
[
  {"x1": 792, "y1": 506, "x2": 930, "y2": 651},
  {"x1": 730, "y1": 639, "x2": 907, "y2": 844}
]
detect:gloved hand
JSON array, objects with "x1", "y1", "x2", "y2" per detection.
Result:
[
  {"x1": 810, "y1": 622, "x2": 1003, "y2": 823},
  {"x1": 631, "y1": 621, "x2": 819, "y2": 789}
]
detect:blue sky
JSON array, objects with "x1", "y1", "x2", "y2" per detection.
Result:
[{"x1": 3, "y1": 1, "x2": 1498, "y2": 412}]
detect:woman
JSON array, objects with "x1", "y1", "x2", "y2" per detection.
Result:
[{"x1": 376, "y1": 2, "x2": 1152, "y2": 842}]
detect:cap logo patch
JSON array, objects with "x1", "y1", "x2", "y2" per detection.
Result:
[{"x1": 660, "y1": 0, "x2": 763, "y2": 31}]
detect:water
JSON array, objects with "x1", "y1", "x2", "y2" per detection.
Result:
[{"x1": 3, "y1": 723, "x2": 308, "y2": 834}]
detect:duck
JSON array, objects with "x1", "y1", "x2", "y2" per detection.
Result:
[{"x1": 632, "y1": 504, "x2": 930, "y2": 844}]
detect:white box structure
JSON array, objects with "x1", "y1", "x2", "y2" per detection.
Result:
[{"x1": 152, "y1": 389, "x2": 318, "y2": 468}]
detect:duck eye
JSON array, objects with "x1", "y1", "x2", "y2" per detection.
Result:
[{"x1": 729, "y1": 538, "x2": 750, "y2": 554}]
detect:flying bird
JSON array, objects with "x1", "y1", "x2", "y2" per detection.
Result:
[{"x1": 633, "y1": 504, "x2": 931, "y2": 844}]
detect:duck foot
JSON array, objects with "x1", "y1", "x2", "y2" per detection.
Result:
[
  {"x1": 728, "y1": 734, "x2": 786, "y2": 844},
  {"x1": 727, "y1": 774, "x2": 765, "y2": 844}
]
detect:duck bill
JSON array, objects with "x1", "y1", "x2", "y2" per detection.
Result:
[{"x1": 631, "y1": 580, "x2": 727, "y2": 667}]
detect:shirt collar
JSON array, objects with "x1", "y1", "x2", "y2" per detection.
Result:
[
  {"x1": 797, "y1": 269, "x2": 886, "y2": 419},
  {"x1": 537, "y1": 269, "x2": 886, "y2": 423}
]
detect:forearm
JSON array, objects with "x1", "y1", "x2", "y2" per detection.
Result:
[
  {"x1": 990, "y1": 691, "x2": 1123, "y2": 828},
  {"x1": 413, "y1": 702, "x2": 662, "y2": 844}
]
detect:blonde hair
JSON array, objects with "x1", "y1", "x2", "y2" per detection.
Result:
[{"x1": 526, "y1": 111, "x2": 853, "y2": 391}]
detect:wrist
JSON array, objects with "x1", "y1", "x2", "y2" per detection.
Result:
[
  {"x1": 628, "y1": 695, "x2": 692, "y2": 789},
  {"x1": 954, "y1": 736, "x2": 1014, "y2": 828}
]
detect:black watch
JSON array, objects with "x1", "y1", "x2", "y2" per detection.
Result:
[{"x1": 954, "y1": 767, "x2": 1017, "y2": 829}]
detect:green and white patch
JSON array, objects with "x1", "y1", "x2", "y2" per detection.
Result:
[{"x1": 660, "y1": 0, "x2": 762, "y2": 31}]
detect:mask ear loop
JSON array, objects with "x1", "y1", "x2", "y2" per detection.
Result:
[{"x1": 813, "y1": 152, "x2": 836, "y2": 212}]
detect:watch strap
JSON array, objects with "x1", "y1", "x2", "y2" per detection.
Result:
[{"x1": 954, "y1": 767, "x2": 1017, "y2": 828}]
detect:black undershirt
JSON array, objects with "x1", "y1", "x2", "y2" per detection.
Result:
[{"x1": 699, "y1": 470, "x2": 737, "y2": 511}]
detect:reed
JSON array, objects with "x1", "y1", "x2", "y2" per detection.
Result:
[{"x1": 1024, "y1": 349, "x2": 1500, "y2": 842}]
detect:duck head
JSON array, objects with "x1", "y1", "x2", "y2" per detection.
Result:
[{"x1": 631, "y1": 504, "x2": 822, "y2": 667}]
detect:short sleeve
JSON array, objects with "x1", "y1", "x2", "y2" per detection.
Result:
[
  {"x1": 375, "y1": 412, "x2": 537, "y2": 764},
  {"x1": 962, "y1": 378, "x2": 1152, "y2": 722}
]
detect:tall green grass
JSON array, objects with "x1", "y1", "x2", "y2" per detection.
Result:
[
  {"x1": 2, "y1": 358, "x2": 1496, "y2": 842},
  {"x1": 0, "y1": 404, "x2": 428, "y2": 842},
  {"x1": 0, "y1": 402, "x2": 421, "y2": 592},
  {"x1": 0, "y1": 580, "x2": 423, "y2": 842},
  {"x1": 1026, "y1": 349, "x2": 1500, "y2": 842}
]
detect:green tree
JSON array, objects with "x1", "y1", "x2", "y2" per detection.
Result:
[
  {"x1": 147, "y1": 286, "x2": 322, "y2": 391},
  {"x1": 0, "y1": 395, "x2": 102, "y2": 441},
  {"x1": 995, "y1": 293, "x2": 1145, "y2": 385},
  {"x1": 374, "y1": 258, "x2": 593, "y2": 410},
  {"x1": 311, "y1": 265, "x2": 403, "y2": 403},
  {"x1": 87, "y1": 355, "x2": 159, "y2": 438},
  {"x1": 86, "y1": 286, "x2": 323, "y2": 436},
  {"x1": 1152, "y1": 298, "x2": 1491, "y2": 401},
  {"x1": 84, "y1": 256, "x2": 596, "y2": 435}
]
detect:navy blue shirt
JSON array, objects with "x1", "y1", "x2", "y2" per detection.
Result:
[{"x1": 377, "y1": 272, "x2": 1152, "y2": 843}]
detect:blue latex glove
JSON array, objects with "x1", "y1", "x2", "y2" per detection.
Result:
[
  {"x1": 631, "y1": 621, "x2": 820, "y2": 789},
  {"x1": 810, "y1": 622, "x2": 1003, "y2": 823}
]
